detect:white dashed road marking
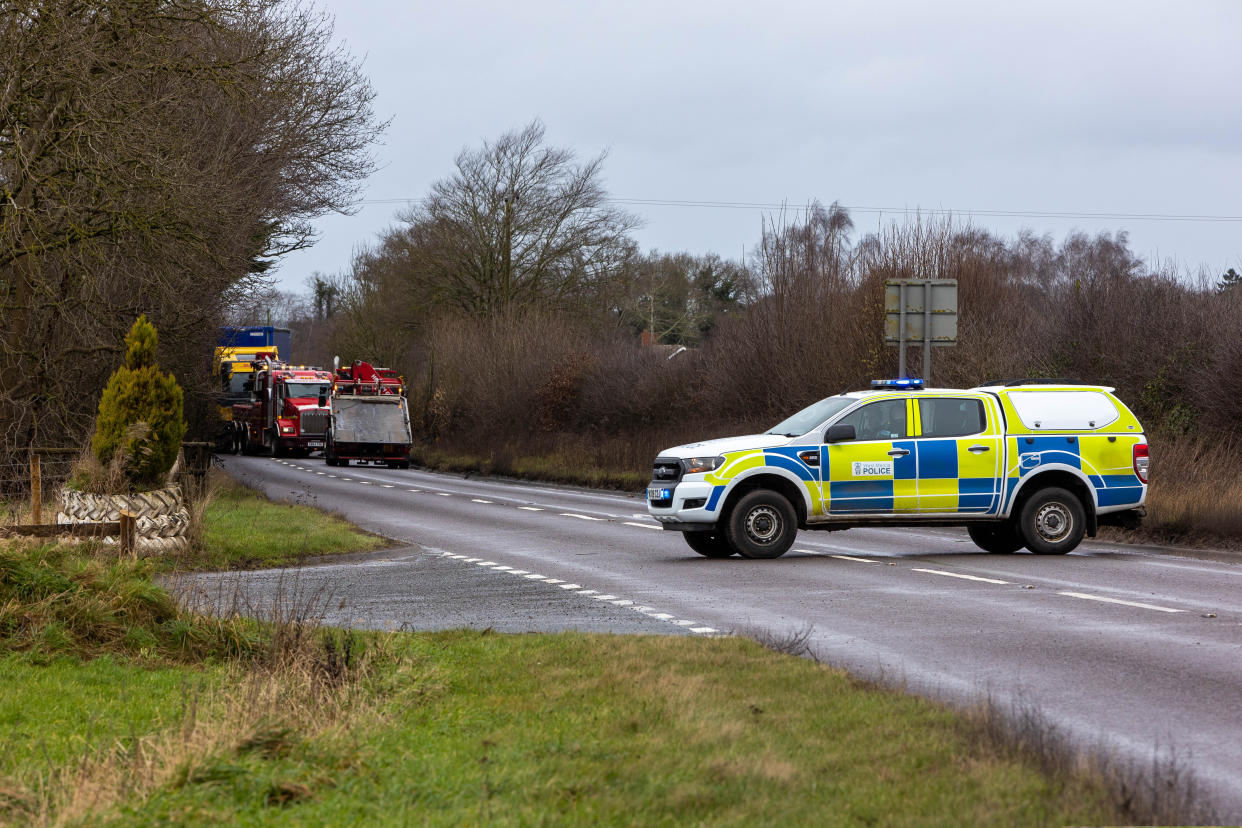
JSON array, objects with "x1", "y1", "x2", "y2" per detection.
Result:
[
  {"x1": 624, "y1": 521, "x2": 662, "y2": 530},
  {"x1": 1058, "y1": 591, "x2": 1186, "y2": 613},
  {"x1": 561, "y1": 513, "x2": 605, "y2": 521},
  {"x1": 913, "y1": 568, "x2": 1011, "y2": 585},
  {"x1": 471, "y1": 498, "x2": 493, "y2": 504},
  {"x1": 518, "y1": 506, "x2": 543, "y2": 511},
  {"x1": 830, "y1": 554, "x2": 880, "y2": 564}
]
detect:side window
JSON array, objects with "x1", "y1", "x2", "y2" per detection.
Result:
[
  {"x1": 919, "y1": 398, "x2": 985, "y2": 438},
  {"x1": 836, "y1": 399, "x2": 908, "y2": 441}
]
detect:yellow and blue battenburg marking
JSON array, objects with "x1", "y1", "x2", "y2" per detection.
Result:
[{"x1": 695, "y1": 387, "x2": 1145, "y2": 519}]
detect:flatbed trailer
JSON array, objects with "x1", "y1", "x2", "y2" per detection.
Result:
[{"x1": 324, "y1": 360, "x2": 413, "y2": 468}]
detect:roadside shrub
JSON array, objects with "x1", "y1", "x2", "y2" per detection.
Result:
[{"x1": 90, "y1": 316, "x2": 186, "y2": 490}]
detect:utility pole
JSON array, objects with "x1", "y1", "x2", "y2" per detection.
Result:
[{"x1": 502, "y1": 192, "x2": 517, "y2": 310}]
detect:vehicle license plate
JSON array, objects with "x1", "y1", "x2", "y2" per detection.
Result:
[
  {"x1": 647, "y1": 487, "x2": 671, "y2": 501},
  {"x1": 308, "y1": 440, "x2": 324, "y2": 448}
]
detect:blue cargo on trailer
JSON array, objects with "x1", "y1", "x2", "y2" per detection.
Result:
[{"x1": 218, "y1": 326, "x2": 292, "y2": 361}]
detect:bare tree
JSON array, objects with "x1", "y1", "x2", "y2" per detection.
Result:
[
  {"x1": 0, "y1": 0, "x2": 384, "y2": 472},
  {"x1": 399, "y1": 120, "x2": 640, "y2": 316}
]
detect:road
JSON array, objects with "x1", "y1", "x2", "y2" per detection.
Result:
[{"x1": 213, "y1": 454, "x2": 1242, "y2": 820}]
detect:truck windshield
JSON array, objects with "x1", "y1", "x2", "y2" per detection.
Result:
[
  {"x1": 284, "y1": 382, "x2": 326, "y2": 399},
  {"x1": 221, "y1": 365, "x2": 249, "y2": 395},
  {"x1": 765, "y1": 396, "x2": 855, "y2": 437}
]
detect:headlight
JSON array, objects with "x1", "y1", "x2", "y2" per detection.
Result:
[{"x1": 683, "y1": 456, "x2": 725, "y2": 474}]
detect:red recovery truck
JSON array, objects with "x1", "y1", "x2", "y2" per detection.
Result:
[
  {"x1": 324, "y1": 359, "x2": 413, "y2": 468},
  {"x1": 231, "y1": 360, "x2": 334, "y2": 457}
]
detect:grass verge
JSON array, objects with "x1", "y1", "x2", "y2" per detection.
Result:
[
  {"x1": 0, "y1": 471, "x2": 1212, "y2": 825},
  {"x1": 190, "y1": 473, "x2": 386, "y2": 571},
  {"x1": 8, "y1": 629, "x2": 1204, "y2": 826}
]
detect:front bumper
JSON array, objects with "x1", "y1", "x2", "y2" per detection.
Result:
[
  {"x1": 646, "y1": 479, "x2": 720, "y2": 532},
  {"x1": 279, "y1": 435, "x2": 326, "y2": 449}
]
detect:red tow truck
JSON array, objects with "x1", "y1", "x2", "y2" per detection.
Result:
[
  {"x1": 324, "y1": 359, "x2": 413, "y2": 468},
  {"x1": 232, "y1": 360, "x2": 334, "y2": 457}
]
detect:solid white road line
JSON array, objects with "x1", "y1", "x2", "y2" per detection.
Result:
[
  {"x1": 1057, "y1": 591, "x2": 1186, "y2": 613},
  {"x1": 624, "y1": 521, "x2": 663, "y2": 530},
  {"x1": 913, "y1": 568, "x2": 1011, "y2": 585}
]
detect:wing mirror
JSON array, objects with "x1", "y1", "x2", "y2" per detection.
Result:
[{"x1": 824, "y1": 424, "x2": 856, "y2": 443}]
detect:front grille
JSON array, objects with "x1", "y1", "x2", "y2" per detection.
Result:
[
  {"x1": 299, "y1": 409, "x2": 329, "y2": 436},
  {"x1": 652, "y1": 458, "x2": 682, "y2": 483}
]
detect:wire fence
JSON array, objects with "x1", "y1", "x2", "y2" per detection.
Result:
[
  {"x1": 1, "y1": 444, "x2": 214, "y2": 529},
  {"x1": 1, "y1": 449, "x2": 83, "y2": 527}
]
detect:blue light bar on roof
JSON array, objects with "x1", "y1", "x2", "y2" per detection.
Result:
[{"x1": 870, "y1": 378, "x2": 924, "y2": 389}]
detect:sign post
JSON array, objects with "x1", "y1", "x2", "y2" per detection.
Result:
[{"x1": 884, "y1": 279, "x2": 958, "y2": 384}]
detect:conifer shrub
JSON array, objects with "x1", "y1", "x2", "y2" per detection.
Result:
[{"x1": 90, "y1": 316, "x2": 186, "y2": 490}]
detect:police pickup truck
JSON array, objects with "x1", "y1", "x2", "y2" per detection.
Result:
[{"x1": 646, "y1": 379, "x2": 1148, "y2": 559}]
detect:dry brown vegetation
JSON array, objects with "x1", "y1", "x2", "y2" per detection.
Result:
[{"x1": 325, "y1": 198, "x2": 1242, "y2": 545}]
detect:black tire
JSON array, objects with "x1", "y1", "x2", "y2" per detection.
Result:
[
  {"x1": 325, "y1": 456, "x2": 338, "y2": 467},
  {"x1": 683, "y1": 531, "x2": 734, "y2": 558},
  {"x1": 724, "y1": 490, "x2": 798, "y2": 559},
  {"x1": 1018, "y1": 487, "x2": 1086, "y2": 555},
  {"x1": 966, "y1": 523, "x2": 1025, "y2": 554}
]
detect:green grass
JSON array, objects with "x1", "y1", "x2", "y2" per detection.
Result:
[
  {"x1": 0, "y1": 474, "x2": 1196, "y2": 825},
  {"x1": 111, "y1": 631, "x2": 1123, "y2": 826},
  {"x1": 196, "y1": 477, "x2": 386, "y2": 571},
  {"x1": 0, "y1": 540, "x2": 263, "y2": 662},
  {"x1": 0, "y1": 653, "x2": 224, "y2": 779}
]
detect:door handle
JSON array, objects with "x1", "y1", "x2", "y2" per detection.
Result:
[
  {"x1": 887, "y1": 449, "x2": 910, "y2": 457},
  {"x1": 967, "y1": 445, "x2": 990, "y2": 453}
]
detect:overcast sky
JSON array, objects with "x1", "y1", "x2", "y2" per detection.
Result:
[{"x1": 275, "y1": 0, "x2": 1242, "y2": 293}]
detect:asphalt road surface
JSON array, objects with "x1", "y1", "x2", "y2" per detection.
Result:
[{"x1": 210, "y1": 455, "x2": 1242, "y2": 819}]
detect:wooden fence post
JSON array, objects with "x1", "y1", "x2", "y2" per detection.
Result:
[
  {"x1": 119, "y1": 510, "x2": 136, "y2": 557},
  {"x1": 30, "y1": 453, "x2": 42, "y2": 525}
]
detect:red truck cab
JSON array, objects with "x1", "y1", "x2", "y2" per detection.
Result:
[{"x1": 232, "y1": 361, "x2": 333, "y2": 457}]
